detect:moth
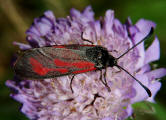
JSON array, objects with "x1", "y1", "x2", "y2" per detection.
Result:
[{"x1": 14, "y1": 28, "x2": 154, "y2": 97}]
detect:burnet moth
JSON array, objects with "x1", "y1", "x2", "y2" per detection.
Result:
[{"x1": 13, "y1": 28, "x2": 154, "y2": 97}]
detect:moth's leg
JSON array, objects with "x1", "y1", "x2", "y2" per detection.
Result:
[
  {"x1": 103, "y1": 68, "x2": 107, "y2": 84},
  {"x1": 114, "y1": 66, "x2": 122, "y2": 73},
  {"x1": 99, "y1": 70, "x2": 106, "y2": 85},
  {"x1": 81, "y1": 32, "x2": 93, "y2": 44},
  {"x1": 99, "y1": 70, "x2": 111, "y2": 92},
  {"x1": 103, "y1": 68, "x2": 111, "y2": 92},
  {"x1": 70, "y1": 75, "x2": 75, "y2": 93}
]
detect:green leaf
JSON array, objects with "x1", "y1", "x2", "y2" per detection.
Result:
[
  {"x1": 132, "y1": 101, "x2": 155, "y2": 114},
  {"x1": 126, "y1": 101, "x2": 166, "y2": 120}
]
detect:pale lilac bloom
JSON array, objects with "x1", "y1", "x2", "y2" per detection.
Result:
[{"x1": 6, "y1": 6, "x2": 166, "y2": 120}]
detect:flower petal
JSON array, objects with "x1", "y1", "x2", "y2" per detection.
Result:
[
  {"x1": 131, "y1": 75, "x2": 149, "y2": 103},
  {"x1": 70, "y1": 8, "x2": 82, "y2": 19},
  {"x1": 147, "y1": 81, "x2": 161, "y2": 102},
  {"x1": 34, "y1": 18, "x2": 52, "y2": 36},
  {"x1": 44, "y1": 10, "x2": 56, "y2": 22},
  {"x1": 132, "y1": 32, "x2": 146, "y2": 69},
  {"x1": 146, "y1": 68, "x2": 166, "y2": 80},
  {"x1": 94, "y1": 20, "x2": 101, "y2": 40},
  {"x1": 103, "y1": 10, "x2": 114, "y2": 35},
  {"x1": 26, "y1": 25, "x2": 41, "y2": 36},
  {"x1": 102, "y1": 117, "x2": 113, "y2": 120},
  {"x1": 135, "y1": 19, "x2": 156, "y2": 36},
  {"x1": 126, "y1": 105, "x2": 133, "y2": 118},
  {"x1": 144, "y1": 37, "x2": 160, "y2": 64},
  {"x1": 13, "y1": 42, "x2": 31, "y2": 50},
  {"x1": 82, "y1": 6, "x2": 94, "y2": 21},
  {"x1": 113, "y1": 19, "x2": 128, "y2": 38},
  {"x1": 139, "y1": 64, "x2": 151, "y2": 74},
  {"x1": 130, "y1": 19, "x2": 156, "y2": 69}
]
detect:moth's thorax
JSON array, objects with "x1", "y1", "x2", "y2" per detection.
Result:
[{"x1": 86, "y1": 46, "x2": 116, "y2": 69}]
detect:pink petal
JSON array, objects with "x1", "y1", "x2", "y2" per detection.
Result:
[
  {"x1": 102, "y1": 117, "x2": 113, "y2": 120},
  {"x1": 83, "y1": 26, "x2": 95, "y2": 43},
  {"x1": 44, "y1": 10, "x2": 56, "y2": 22},
  {"x1": 82, "y1": 6, "x2": 94, "y2": 21},
  {"x1": 135, "y1": 19, "x2": 156, "y2": 36},
  {"x1": 128, "y1": 26, "x2": 138, "y2": 36},
  {"x1": 70, "y1": 8, "x2": 81, "y2": 18},
  {"x1": 26, "y1": 26, "x2": 41, "y2": 36},
  {"x1": 146, "y1": 68, "x2": 166, "y2": 80},
  {"x1": 133, "y1": 19, "x2": 156, "y2": 69},
  {"x1": 139, "y1": 64, "x2": 151, "y2": 74},
  {"x1": 126, "y1": 17, "x2": 132, "y2": 26},
  {"x1": 147, "y1": 81, "x2": 161, "y2": 102},
  {"x1": 35, "y1": 21, "x2": 52, "y2": 36},
  {"x1": 126, "y1": 105, "x2": 133, "y2": 118},
  {"x1": 94, "y1": 20, "x2": 101, "y2": 41},
  {"x1": 133, "y1": 32, "x2": 145, "y2": 69},
  {"x1": 104, "y1": 10, "x2": 114, "y2": 35},
  {"x1": 113, "y1": 19, "x2": 128, "y2": 38},
  {"x1": 131, "y1": 75, "x2": 149, "y2": 103},
  {"x1": 13, "y1": 42, "x2": 31, "y2": 50},
  {"x1": 144, "y1": 37, "x2": 160, "y2": 64}
]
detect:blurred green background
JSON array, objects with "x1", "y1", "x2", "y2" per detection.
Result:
[{"x1": 0, "y1": 0, "x2": 166, "y2": 120}]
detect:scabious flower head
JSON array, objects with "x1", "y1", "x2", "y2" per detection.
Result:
[{"x1": 6, "y1": 6, "x2": 166, "y2": 120}]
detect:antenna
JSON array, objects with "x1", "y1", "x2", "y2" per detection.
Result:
[
  {"x1": 115, "y1": 27, "x2": 154, "y2": 97},
  {"x1": 117, "y1": 28, "x2": 154, "y2": 60},
  {"x1": 116, "y1": 64, "x2": 151, "y2": 97}
]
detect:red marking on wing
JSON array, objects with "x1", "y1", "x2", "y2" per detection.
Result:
[
  {"x1": 53, "y1": 45, "x2": 66, "y2": 48},
  {"x1": 72, "y1": 67, "x2": 96, "y2": 74},
  {"x1": 54, "y1": 59, "x2": 95, "y2": 69},
  {"x1": 54, "y1": 59, "x2": 71, "y2": 66},
  {"x1": 72, "y1": 62, "x2": 95, "y2": 69},
  {"x1": 29, "y1": 58, "x2": 68, "y2": 76}
]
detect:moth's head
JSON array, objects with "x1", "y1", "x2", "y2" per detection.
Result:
[{"x1": 108, "y1": 55, "x2": 117, "y2": 67}]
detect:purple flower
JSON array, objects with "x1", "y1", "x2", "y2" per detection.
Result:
[{"x1": 7, "y1": 6, "x2": 166, "y2": 120}]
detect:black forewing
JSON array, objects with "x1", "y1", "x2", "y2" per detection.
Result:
[{"x1": 14, "y1": 45, "x2": 97, "y2": 79}]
